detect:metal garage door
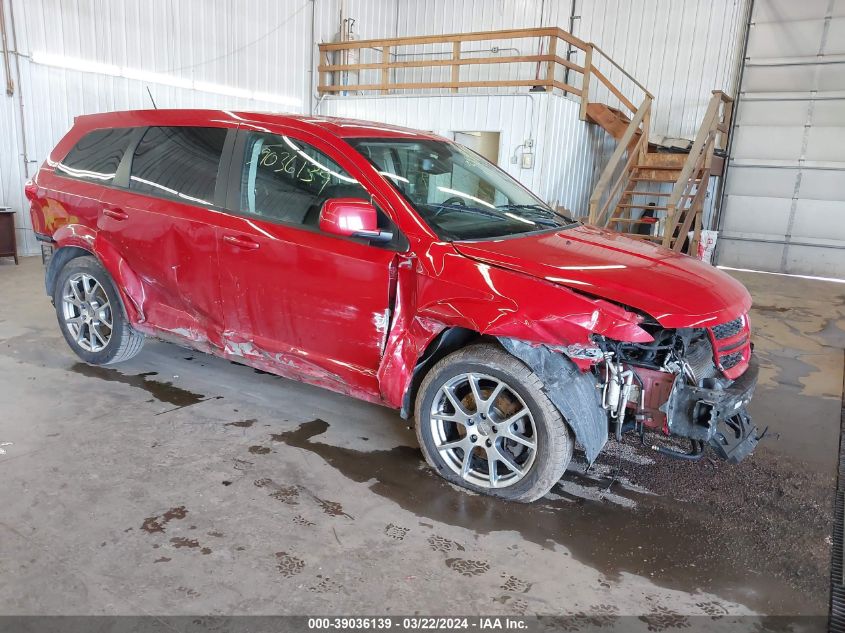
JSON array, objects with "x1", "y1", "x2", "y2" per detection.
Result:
[{"x1": 718, "y1": 0, "x2": 845, "y2": 277}]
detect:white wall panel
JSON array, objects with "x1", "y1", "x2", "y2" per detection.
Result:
[
  {"x1": 752, "y1": 0, "x2": 845, "y2": 22},
  {"x1": 1, "y1": 0, "x2": 321, "y2": 255},
  {"x1": 721, "y1": 195, "x2": 792, "y2": 237},
  {"x1": 747, "y1": 19, "x2": 826, "y2": 58}
]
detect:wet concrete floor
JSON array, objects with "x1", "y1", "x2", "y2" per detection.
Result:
[{"x1": 0, "y1": 257, "x2": 840, "y2": 627}]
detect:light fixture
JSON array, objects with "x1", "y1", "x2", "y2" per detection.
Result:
[{"x1": 30, "y1": 51, "x2": 302, "y2": 108}]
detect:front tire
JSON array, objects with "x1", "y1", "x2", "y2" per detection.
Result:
[
  {"x1": 54, "y1": 255, "x2": 144, "y2": 365},
  {"x1": 415, "y1": 343, "x2": 573, "y2": 503}
]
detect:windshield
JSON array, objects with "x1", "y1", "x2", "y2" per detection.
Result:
[{"x1": 347, "y1": 138, "x2": 575, "y2": 240}]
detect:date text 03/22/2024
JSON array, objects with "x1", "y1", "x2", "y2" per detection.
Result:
[{"x1": 307, "y1": 616, "x2": 529, "y2": 630}]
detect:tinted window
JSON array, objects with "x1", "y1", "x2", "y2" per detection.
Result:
[
  {"x1": 239, "y1": 132, "x2": 367, "y2": 225},
  {"x1": 56, "y1": 128, "x2": 134, "y2": 184},
  {"x1": 130, "y1": 126, "x2": 227, "y2": 206}
]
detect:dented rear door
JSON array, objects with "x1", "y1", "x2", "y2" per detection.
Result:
[{"x1": 97, "y1": 125, "x2": 235, "y2": 349}]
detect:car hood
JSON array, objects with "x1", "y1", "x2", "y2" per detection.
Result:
[{"x1": 452, "y1": 225, "x2": 751, "y2": 329}]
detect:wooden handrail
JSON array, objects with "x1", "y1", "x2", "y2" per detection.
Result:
[
  {"x1": 319, "y1": 78, "x2": 583, "y2": 95},
  {"x1": 588, "y1": 96, "x2": 652, "y2": 225},
  {"x1": 590, "y1": 44, "x2": 653, "y2": 98},
  {"x1": 663, "y1": 91, "x2": 734, "y2": 247},
  {"x1": 319, "y1": 54, "x2": 585, "y2": 74},
  {"x1": 590, "y1": 65, "x2": 636, "y2": 113},
  {"x1": 319, "y1": 27, "x2": 589, "y2": 52},
  {"x1": 317, "y1": 26, "x2": 645, "y2": 115}
]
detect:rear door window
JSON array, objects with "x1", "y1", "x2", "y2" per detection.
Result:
[
  {"x1": 56, "y1": 128, "x2": 135, "y2": 184},
  {"x1": 129, "y1": 126, "x2": 228, "y2": 206}
]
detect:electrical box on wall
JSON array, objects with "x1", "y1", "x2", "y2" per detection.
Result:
[
  {"x1": 520, "y1": 152, "x2": 534, "y2": 169},
  {"x1": 509, "y1": 138, "x2": 533, "y2": 169}
]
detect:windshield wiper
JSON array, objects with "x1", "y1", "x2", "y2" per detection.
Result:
[
  {"x1": 426, "y1": 203, "x2": 511, "y2": 222},
  {"x1": 496, "y1": 204, "x2": 573, "y2": 223},
  {"x1": 426, "y1": 203, "x2": 561, "y2": 230}
]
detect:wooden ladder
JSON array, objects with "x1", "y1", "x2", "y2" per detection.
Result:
[{"x1": 588, "y1": 91, "x2": 734, "y2": 255}]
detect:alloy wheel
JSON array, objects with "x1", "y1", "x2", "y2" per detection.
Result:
[
  {"x1": 61, "y1": 273, "x2": 113, "y2": 353},
  {"x1": 429, "y1": 372, "x2": 537, "y2": 489}
]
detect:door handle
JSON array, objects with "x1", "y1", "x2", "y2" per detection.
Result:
[
  {"x1": 102, "y1": 207, "x2": 128, "y2": 221},
  {"x1": 223, "y1": 234, "x2": 260, "y2": 250}
]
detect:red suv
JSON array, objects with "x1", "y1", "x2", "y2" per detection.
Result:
[{"x1": 27, "y1": 110, "x2": 759, "y2": 502}]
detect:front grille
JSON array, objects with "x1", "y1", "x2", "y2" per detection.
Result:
[
  {"x1": 707, "y1": 314, "x2": 751, "y2": 379},
  {"x1": 712, "y1": 316, "x2": 743, "y2": 340},
  {"x1": 720, "y1": 351, "x2": 743, "y2": 370}
]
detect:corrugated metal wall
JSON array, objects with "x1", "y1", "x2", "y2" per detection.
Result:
[
  {"x1": 1, "y1": 0, "x2": 748, "y2": 255},
  {"x1": 2, "y1": 0, "x2": 318, "y2": 255},
  {"x1": 572, "y1": 0, "x2": 749, "y2": 140},
  {"x1": 321, "y1": 92, "x2": 614, "y2": 216}
]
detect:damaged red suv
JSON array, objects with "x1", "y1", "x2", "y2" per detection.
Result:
[{"x1": 27, "y1": 110, "x2": 759, "y2": 502}]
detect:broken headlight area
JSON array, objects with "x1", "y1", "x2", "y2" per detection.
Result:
[{"x1": 592, "y1": 318, "x2": 761, "y2": 464}]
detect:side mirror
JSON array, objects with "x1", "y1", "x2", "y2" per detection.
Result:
[{"x1": 319, "y1": 198, "x2": 393, "y2": 243}]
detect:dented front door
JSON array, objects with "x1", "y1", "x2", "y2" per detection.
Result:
[{"x1": 215, "y1": 129, "x2": 395, "y2": 401}]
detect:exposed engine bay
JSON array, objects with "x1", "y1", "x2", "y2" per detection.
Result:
[{"x1": 593, "y1": 315, "x2": 761, "y2": 464}]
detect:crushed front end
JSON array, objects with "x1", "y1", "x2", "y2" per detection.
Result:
[{"x1": 594, "y1": 313, "x2": 761, "y2": 464}]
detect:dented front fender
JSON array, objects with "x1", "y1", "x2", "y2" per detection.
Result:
[{"x1": 378, "y1": 243, "x2": 651, "y2": 412}]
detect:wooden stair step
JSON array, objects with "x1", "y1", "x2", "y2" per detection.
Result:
[
  {"x1": 611, "y1": 218, "x2": 659, "y2": 224},
  {"x1": 621, "y1": 190, "x2": 695, "y2": 197},
  {"x1": 629, "y1": 175, "x2": 703, "y2": 183},
  {"x1": 637, "y1": 153, "x2": 689, "y2": 168},
  {"x1": 616, "y1": 204, "x2": 671, "y2": 210},
  {"x1": 634, "y1": 164, "x2": 691, "y2": 171},
  {"x1": 584, "y1": 102, "x2": 640, "y2": 143}
]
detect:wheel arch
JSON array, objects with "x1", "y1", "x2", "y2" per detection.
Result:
[
  {"x1": 47, "y1": 244, "x2": 140, "y2": 325},
  {"x1": 45, "y1": 245, "x2": 94, "y2": 298},
  {"x1": 400, "y1": 326, "x2": 482, "y2": 418}
]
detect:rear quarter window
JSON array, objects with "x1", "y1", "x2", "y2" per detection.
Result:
[{"x1": 55, "y1": 128, "x2": 135, "y2": 184}]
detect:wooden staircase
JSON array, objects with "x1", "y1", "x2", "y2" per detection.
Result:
[
  {"x1": 584, "y1": 103, "x2": 641, "y2": 146},
  {"x1": 588, "y1": 91, "x2": 734, "y2": 255},
  {"x1": 606, "y1": 153, "x2": 693, "y2": 244}
]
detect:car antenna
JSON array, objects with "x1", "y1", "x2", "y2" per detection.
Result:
[{"x1": 146, "y1": 86, "x2": 158, "y2": 109}]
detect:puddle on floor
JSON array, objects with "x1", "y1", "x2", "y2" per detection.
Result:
[
  {"x1": 272, "y1": 418, "x2": 817, "y2": 616},
  {"x1": 69, "y1": 363, "x2": 205, "y2": 407}
]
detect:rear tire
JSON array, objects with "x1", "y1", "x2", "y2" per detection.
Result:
[
  {"x1": 415, "y1": 343, "x2": 572, "y2": 503},
  {"x1": 53, "y1": 256, "x2": 144, "y2": 365}
]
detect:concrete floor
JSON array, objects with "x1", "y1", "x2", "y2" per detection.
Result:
[{"x1": 0, "y1": 256, "x2": 841, "y2": 625}]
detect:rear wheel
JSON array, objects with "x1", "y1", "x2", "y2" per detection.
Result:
[
  {"x1": 54, "y1": 256, "x2": 144, "y2": 365},
  {"x1": 415, "y1": 343, "x2": 572, "y2": 502}
]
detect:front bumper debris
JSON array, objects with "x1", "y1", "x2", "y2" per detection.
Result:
[
  {"x1": 709, "y1": 409, "x2": 759, "y2": 464},
  {"x1": 662, "y1": 355, "x2": 760, "y2": 463}
]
